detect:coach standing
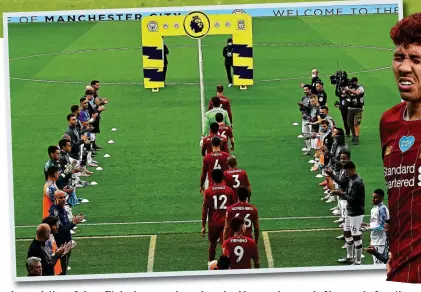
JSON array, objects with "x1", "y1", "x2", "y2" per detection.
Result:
[
  {"x1": 163, "y1": 43, "x2": 169, "y2": 86},
  {"x1": 222, "y1": 38, "x2": 234, "y2": 88}
]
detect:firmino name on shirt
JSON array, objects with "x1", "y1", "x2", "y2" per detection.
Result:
[
  {"x1": 230, "y1": 238, "x2": 249, "y2": 243},
  {"x1": 384, "y1": 164, "x2": 419, "y2": 189}
]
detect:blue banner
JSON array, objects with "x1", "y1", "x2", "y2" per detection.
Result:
[{"x1": 6, "y1": 3, "x2": 399, "y2": 24}]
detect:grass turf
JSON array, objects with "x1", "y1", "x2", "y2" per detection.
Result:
[{"x1": 7, "y1": 13, "x2": 397, "y2": 275}]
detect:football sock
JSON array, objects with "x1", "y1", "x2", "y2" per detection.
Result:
[{"x1": 345, "y1": 237, "x2": 354, "y2": 258}]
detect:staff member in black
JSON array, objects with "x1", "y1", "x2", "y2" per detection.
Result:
[
  {"x1": 333, "y1": 161, "x2": 365, "y2": 265},
  {"x1": 300, "y1": 68, "x2": 322, "y2": 94},
  {"x1": 345, "y1": 77, "x2": 365, "y2": 145},
  {"x1": 163, "y1": 43, "x2": 169, "y2": 86},
  {"x1": 315, "y1": 81, "x2": 328, "y2": 106},
  {"x1": 222, "y1": 38, "x2": 234, "y2": 87}
]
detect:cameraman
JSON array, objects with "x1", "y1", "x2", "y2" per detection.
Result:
[{"x1": 345, "y1": 77, "x2": 364, "y2": 145}]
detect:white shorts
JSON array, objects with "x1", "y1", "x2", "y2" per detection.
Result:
[
  {"x1": 302, "y1": 120, "x2": 311, "y2": 134},
  {"x1": 372, "y1": 246, "x2": 386, "y2": 265},
  {"x1": 311, "y1": 137, "x2": 320, "y2": 149},
  {"x1": 344, "y1": 215, "x2": 364, "y2": 236}
]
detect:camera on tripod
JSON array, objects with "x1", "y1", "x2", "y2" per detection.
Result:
[{"x1": 330, "y1": 70, "x2": 350, "y2": 87}]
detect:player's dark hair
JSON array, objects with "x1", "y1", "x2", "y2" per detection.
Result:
[
  {"x1": 67, "y1": 113, "x2": 76, "y2": 121},
  {"x1": 390, "y1": 13, "x2": 421, "y2": 47},
  {"x1": 343, "y1": 161, "x2": 356, "y2": 170},
  {"x1": 340, "y1": 150, "x2": 351, "y2": 158},
  {"x1": 211, "y1": 169, "x2": 224, "y2": 183},
  {"x1": 71, "y1": 105, "x2": 79, "y2": 113},
  {"x1": 210, "y1": 122, "x2": 219, "y2": 134},
  {"x1": 303, "y1": 84, "x2": 312, "y2": 90},
  {"x1": 351, "y1": 77, "x2": 358, "y2": 83},
  {"x1": 48, "y1": 146, "x2": 59, "y2": 156},
  {"x1": 374, "y1": 189, "x2": 385, "y2": 198},
  {"x1": 85, "y1": 89, "x2": 94, "y2": 96},
  {"x1": 217, "y1": 255, "x2": 230, "y2": 270},
  {"x1": 335, "y1": 128, "x2": 344, "y2": 135},
  {"x1": 227, "y1": 156, "x2": 237, "y2": 168},
  {"x1": 217, "y1": 84, "x2": 224, "y2": 93},
  {"x1": 90, "y1": 80, "x2": 99, "y2": 86},
  {"x1": 42, "y1": 215, "x2": 59, "y2": 227},
  {"x1": 46, "y1": 166, "x2": 60, "y2": 177},
  {"x1": 211, "y1": 96, "x2": 221, "y2": 107},
  {"x1": 237, "y1": 186, "x2": 249, "y2": 202},
  {"x1": 316, "y1": 81, "x2": 324, "y2": 86},
  {"x1": 211, "y1": 137, "x2": 221, "y2": 147},
  {"x1": 80, "y1": 97, "x2": 88, "y2": 104},
  {"x1": 320, "y1": 105, "x2": 329, "y2": 112},
  {"x1": 59, "y1": 138, "x2": 70, "y2": 149},
  {"x1": 215, "y1": 113, "x2": 224, "y2": 123},
  {"x1": 230, "y1": 217, "x2": 245, "y2": 232},
  {"x1": 320, "y1": 120, "x2": 329, "y2": 126}
]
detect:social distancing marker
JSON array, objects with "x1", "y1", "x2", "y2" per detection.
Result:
[
  {"x1": 292, "y1": 122, "x2": 299, "y2": 126},
  {"x1": 96, "y1": 167, "x2": 103, "y2": 171},
  {"x1": 308, "y1": 160, "x2": 315, "y2": 164},
  {"x1": 103, "y1": 154, "x2": 110, "y2": 158},
  {"x1": 111, "y1": 128, "x2": 117, "y2": 132},
  {"x1": 301, "y1": 148, "x2": 307, "y2": 152},
  {"x1": 90, "y1": 181, "x2": 98, "y2": 186},
  {"x1": 297, "y1": 135, "x2": 303, "y2": 138},
  {"x1": 108, "y1": 140, "x2": 115, "y2": 144},
  {"x1": 315, "y1": 174, "x2": 324, "y2": 178}
]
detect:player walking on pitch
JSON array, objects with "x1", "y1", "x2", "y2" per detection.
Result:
[
  {"x1": 202, "y1": 169, "x2": 237, "y2": 263},
  {"x1": 379, "y1": 12, "x2": 421, "y2": 282}
]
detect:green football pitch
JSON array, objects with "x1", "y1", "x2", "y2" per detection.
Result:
[{"x1": 8, "y1": 13, "x2": 399, "y2": 276}]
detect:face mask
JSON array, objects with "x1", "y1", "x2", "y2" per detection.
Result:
[
  {"x1": 312, "y1": 74, "x2": 316, "y2": 78},
  {"x1": 228, "y1": 42, "x2": 232, "y2": 46},
  {"x1": 321, "y1": 128, "x2": 327, "y2": 133},
  {"x1": 319, "y1": 114, "x2": 327, "y2": 119}
]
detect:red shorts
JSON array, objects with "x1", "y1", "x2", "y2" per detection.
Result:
[{"x1": 208, "y1": 225, "x2": 224, "y2": 243}]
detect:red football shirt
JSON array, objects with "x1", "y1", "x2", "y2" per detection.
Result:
[
  {"x1": 208, "y1": 96, "x2": 233, "y2": 124},
  {"x1": 217, "y1": 124, "x2": 234, "y2": 141},
  {"x1": 202, "y1": 184, "x2": 237, "y2": 227},
  {"x1": 226, "y1": 201, "x2": 258, "y2": 238},
  {"x1": 201, "y1": 133, "x2": 229, "y2": 156},
  {"x1": 224, "y1": 168, "x2": 250, "y2": 190},
  {"x1": 380, "y1": 101, "x2": 421, "y2": 283},
  {"x1": 222, "y1": 235, "x2": 259, "y2": 269},
  {"x1": 201, "y1": 151, "x2": 230, "y2": 187}
]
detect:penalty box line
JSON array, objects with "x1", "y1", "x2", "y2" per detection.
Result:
[
  {"x1": 15, "y1": 234, "x2": 158, "y2": 272},
  {"x1": 262, "y1": 228, "x2": 340, "y2": 268}
]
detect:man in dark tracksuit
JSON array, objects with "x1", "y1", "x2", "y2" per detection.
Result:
[
  {"x1": 222, "y1": 38, "x2": 234, "y2": 87},
  {"x1": 163, "y1": 44, "x2": 169, "y2": 85},
  {"x1": 50, "y1": 191, "x2": 85, "y2": 274}
]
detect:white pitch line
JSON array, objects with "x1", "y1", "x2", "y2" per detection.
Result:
[
  {"x1": 147, "y1": 235, "x2": 157, "y2": 272},
  {"x1": 15, "y1": 234, "x2": 153, "y2": 242},
  {"x1": 268, "y1": 227, "x2": 339, "y2": 233},
  {"x1": 262, "y1": 232, "x2": 274, "y2": 268},
  {"x1": 15, "y1": 215, "x2": 367, "y2": 229}
]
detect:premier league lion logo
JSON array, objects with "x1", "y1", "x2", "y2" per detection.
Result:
[
  {"x1": 183, "y1": 11, "x2": 210, "y2": 39},
  {"x1": 190, "y1": 15, "x2": 204, "y2": 33}
]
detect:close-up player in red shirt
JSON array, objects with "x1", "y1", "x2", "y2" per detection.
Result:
[
  {"x1": 380, "y1": 12, "x2": 421, "y2": 283},
  {"x1": 222, "y1": 217, "x2": 260, "y2": 269}
]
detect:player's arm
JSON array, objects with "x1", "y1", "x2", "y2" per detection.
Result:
[
  {"x1": 372, "y1": 207, "x2": 388, "y2": 231},
  {"x1": 200, "y1": 158, "x2": 209, "y2": 192},
  {"x1": 202, "y1": 114, "x2": 210, "y2": 137},
  {"x1": 164, "y1": 45, "x2": 169, "y2": 55},
  {"x1": 222, "y1": 46, "x2": 227, "y2": 58},
  {"x1": 253, "y1": 213, "x2": 260, "y2": 245},
  {"x1": 226, "y1": 103, "x2": 233, "y2": 125},
  {"x1": 201, "y1": 139, "x2": 207, "y2": 157},
  {"x1": 228, "y1": 128, "x2": 235, "y2": 150},
  {"x1": 223, "y1": 211, "x2": 231, "y2": 241},
  {"x1": 252, "y1": 242, "x2": 260, "y2": 269},
  {"x1": 201, "y1": 196, "x2": 208, "y2": 237},
  {"x1": 224, "y1": 111, "x2": 231, "y2": 127}
]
